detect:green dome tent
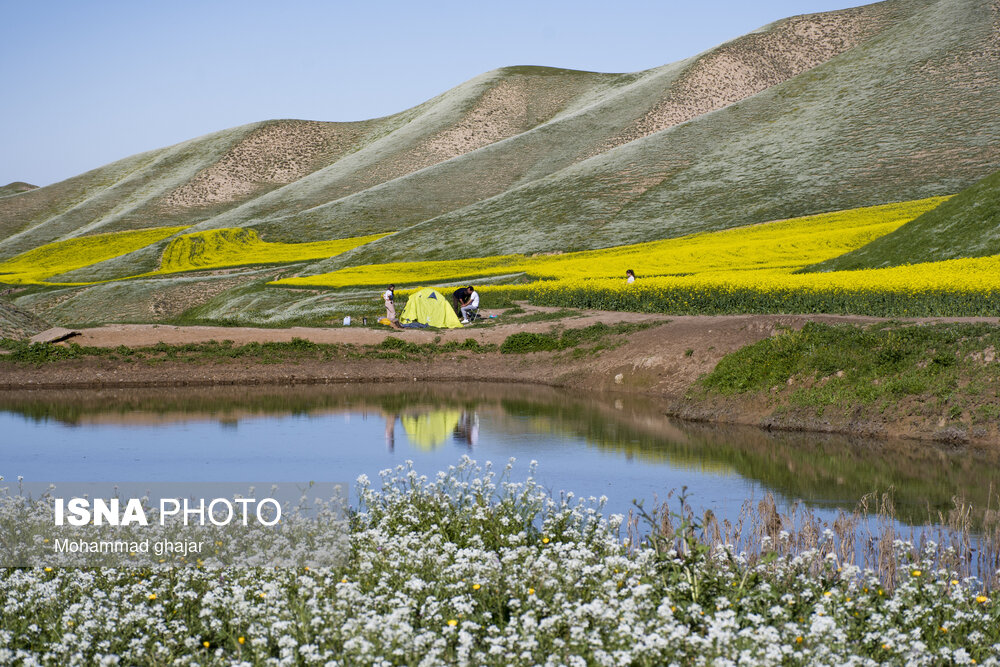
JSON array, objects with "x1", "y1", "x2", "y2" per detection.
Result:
[{"x1": 399, "y1": 287, "x2": 464, "y2": 329}]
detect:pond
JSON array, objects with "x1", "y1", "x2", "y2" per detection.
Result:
[{"x1": 2, "y1": 382, "x2": 997, "y2": 537}]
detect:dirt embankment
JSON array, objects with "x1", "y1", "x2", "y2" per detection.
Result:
[{"x1": 4, "y1": 309, "x2": 999, "y2": 445}]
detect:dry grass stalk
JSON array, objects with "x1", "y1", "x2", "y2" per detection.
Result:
[{"x1": 641, "y1": 487, "x2": 1000, "y2": 590}]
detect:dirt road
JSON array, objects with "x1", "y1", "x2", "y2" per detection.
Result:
[{"x1": 58, "y1": 305, "x2": 999, "y2": 349}]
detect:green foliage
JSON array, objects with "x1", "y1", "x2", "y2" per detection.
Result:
[
  {"x1": 500, "y1": 322, "x2": 654, "y2": 354},
  {"x1": 700, "y1": 322, "x2": 1000, "y2": 419},
  {"x1": 377, "y1": 336, "x2": 408, "y2": 350},
  {"x1": 485, "y1": 283, "x2": 1000, "y2": 317},
  {"x1": 0, "y1": 340, "x2": 104, "y2": 363},
  {"x1": 499, "y1": 332, "x2": 561, "y2": 354}
]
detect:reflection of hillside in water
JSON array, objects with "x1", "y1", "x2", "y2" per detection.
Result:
[
  {"x1": 0, "y1": 384, "x2": 487, "y2": 427},
  {"x1": 484, "y1": 400, "x2": 735, "y2": 475},
  {"x1": 2, "y1": 383, "x2": 997, "y2": 525},
  {"x1": 489, "y1": 398, "x2": 1000, "y2": 525},
  {"x1": 620, "y1": 422, "x2": 1000, "y2": 525}
]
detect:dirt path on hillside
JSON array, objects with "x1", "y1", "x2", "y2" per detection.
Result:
[
  {"x1": 56, "y1": 304, "x2": 1000, "y2": 349},
  {"x1": 63, "y1": 306, "x2": 668, "y2": 347}
]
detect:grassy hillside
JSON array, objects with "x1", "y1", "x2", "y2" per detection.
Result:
[
  {"x1": 317, "y1": 0, "x2": 999, "y2": 269},
  {"x1": 806, "y1": 168, "x2": 1000, "y2": 272},
  {"x1": 1, "y1": 0, "x2": 919, "y2": 281},
  {"x1": 230, "y1": 1, "x2": 910, "y2": 247},
  {"x1": 0, "y1": 182, "x2": 38, "y2": 198},
  {"x1": 0, "y1": 298, "x2": 47, "y2": 339},
  {"x1": 0, "y1": 119, "x2": 387, "y2": 262}
]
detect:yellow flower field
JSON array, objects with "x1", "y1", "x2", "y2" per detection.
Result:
[
  {"x1": 3, "y1": 194, "x2": 993, "y2": 316},
  {"x1": 0, "y1": 227, "x2": 389, "y2": 285},
  {"x1": 484, "y1": 252, "x2": 1000, "y2": 300},
  {"x1": 272, "y1": 194, "x2": 1000, "y2": 316},
  {"x1": 0, "y1": 226, "x2": 189, "y2": 285},
  {"x1": 154, "y1": 228, "x2": 389, "y2": 275},
  {"x1": 273, "y1": 197, "x2": 948, "y2": 289},
  {"x1": 474, "y1": 251, "x2": 1000, "y2": 317}
]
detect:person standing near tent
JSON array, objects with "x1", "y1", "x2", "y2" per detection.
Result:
[
  {"x1": 383, "y1": 284, "x2": 396, "y2": 321},
  {"x1": 460, "y1": 285, "x2": 479, "y2": 324},
  {"x1": 451, "y1": 286, "x2": 468, "y2": 317}
]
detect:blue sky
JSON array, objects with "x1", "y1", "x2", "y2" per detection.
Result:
[{"x1": 1, "y1": 0, "x2": 866, "y2": 187}]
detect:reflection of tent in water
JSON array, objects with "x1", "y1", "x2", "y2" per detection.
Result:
[
  {"x1": 401, "y1": 410, "x2": 462, "y2": 450},
  {"x1": 399, "y1": 288, "x2": 463, "y2": 329}
]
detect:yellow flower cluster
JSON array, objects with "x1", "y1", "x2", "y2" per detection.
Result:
[
  {"x1": 275, "y1": 255, "x2": 521, "y2": 289},
  {"x1": 0, "y1": 227, "x2": 389, "y2": 286},
  {"x1": 156, "y1": 229, "x2": 388, "y2": 275},
  {"x1": 0, "y1": 226, "x2": 189, "y2": 285},
  {"x1": 499, "y1": 252, "x2": 1000, "y2": 298},
  {"x1": 273, "y1": 197, "x2": 948, "y2": 289}
]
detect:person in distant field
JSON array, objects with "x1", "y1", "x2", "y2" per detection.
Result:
[
  {"x1": 452, "y1": 286, "x2": 469, "y2": 317},
  {"x1": 626, "y1": 269, "x2": 636, "y2": 284},
  {"x1": 383, "y1": 284, "x2": 396, "y2": 321},
  {"x1": 460, "y1": 285, "x2": 479, "y2": 324}
]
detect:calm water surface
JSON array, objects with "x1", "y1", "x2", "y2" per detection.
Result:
[{"x1": 2, "y1": 383, "x2": 997, "y2": 529}]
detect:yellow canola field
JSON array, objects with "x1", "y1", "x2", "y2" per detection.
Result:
[
  {"x1": 471, "y1": 251, "x2": 1000, "y2": 317},
  {"x1": 0, "y1": 227, "x2": 388, "y2": 285},
  {"x1": 0, "y1": 226, "x2": 189, "y2": 285},
  {"x1": 155, "y1": 229, "x2": 389, "y2": 274},
  {"x1": 274, "y1": 197, "x2": 948, "y2": 288},
  {"x1": 491, "y1": 253, "x2": 1000, "y2": 298}
]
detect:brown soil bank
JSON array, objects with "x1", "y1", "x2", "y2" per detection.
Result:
[{"x1": 3, "y1": 312, "x2": 999, "y2": 446}]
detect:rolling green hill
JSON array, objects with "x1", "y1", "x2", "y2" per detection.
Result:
[
  {"x1": 0, "y1": 297, "x2": 47, "y2": 339},
  {"x1": 2, "y1": 1, "x2": 921, "y2": 274},
  {"x1": 0, "y1": 182, "x2": 38, "y2": 198},
  {"x1": 805, "y1": 168, "x2": 1000, "y2": 272},
  {"x1": 312, "y1": 0, "x2": 999, "y2": 270},
  {"x1": 1, "y1": 0, "x2": 998, "y2": 325}
]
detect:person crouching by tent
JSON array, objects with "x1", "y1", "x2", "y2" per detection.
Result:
[
  {"x1": 460, "y1": 286, "x2": 479, "y2": 324},
  {"x1": 451, "y1": 286, "x2": 468, "y2": 317},
  {"x1": 383, "y1": 284, "x2": 396, "y2": 321}
]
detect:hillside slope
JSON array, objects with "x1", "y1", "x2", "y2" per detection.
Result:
[
  {"x1": 2, "y1": 0, "x2": 999, "y2": 326},
  {"x1": 806, "y1": 168, "x2": 1000, "y2": 271},
  {"x1": 0, "y1": 298, "x2": 48, "y2": 339},
  {"x1": 0, "y1": 182, "x2": 38, "y2": 198},
  {"x1": 1, "y1": 0, "x2": 921, "y2": 284},
  {"x1": 230, "y1": 0, "x2": 910, "y2": 244},
  {"x1": 314, "y1": 0, "x2": 999, "y2": 269},
  {"x1": 0, "y1": 119, "x2": 387, "y2": 260}
]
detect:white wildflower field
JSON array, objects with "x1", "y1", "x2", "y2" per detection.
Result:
[{"x1": 2, "y1": 459, "x2": 998, "y2": 665}]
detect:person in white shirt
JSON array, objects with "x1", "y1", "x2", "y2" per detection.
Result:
[
  {"x1": 460, "y1": 286, "x2": 479, "y2": 324},
  {"x1": 383, "y1": 285, "x2": 396, "y2": 321},
  {"x1": 626, "y1": 269, "x2": 635, "y2": 284}
]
